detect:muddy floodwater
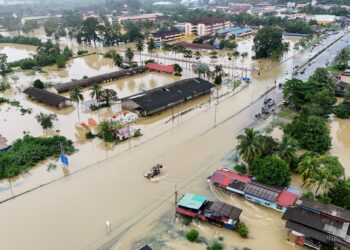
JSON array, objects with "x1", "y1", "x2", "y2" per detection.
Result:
[
  {"x1": 0, "y1": 32, "x2": 349, "y2": 250},
  {"x1": 0, "y1": 43, "x2": 36, "y2": 62}
]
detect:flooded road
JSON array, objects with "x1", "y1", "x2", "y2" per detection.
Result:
[{"x1": 0, "y1": 30, "x2": 349, "y2": 250}]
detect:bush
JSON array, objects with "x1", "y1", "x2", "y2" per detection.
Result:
[
  {"x1": 134, "y1": 129, "x2": 142, "y2": 137},
  {"x1": 0, "y1": 135, "x2": 75, "y2": 179},
  {"x1": 218, "y1": 236, "x2": 224, "y2": 241},
  {"x1": 0, "y1": 79, "x2": 10, "y2": 92},
  {"x1": 334, "y1": 103, "x2": 350, "y2": 119},
  {"x1": 234, "y1": 164, "x2": 247, "y2": 174},
  {"x1": 85, "y1": 131, "x2": 95, "y2": 139},
  {"x1": 186, "y1": 229, "x2": 199, "y2": 242},
  {"x1": 182, "y1": 218, "x2": 191, "y2": 226},
  {"x1": 207, "y1": 241, "x2": 223, "y2": 250},
  {"x1": 33, "y1": 79, "x2": 44, "y2": 89},
  {"x1": 237, "y1": 222, "x2": 249, "y2": 238},
  {"x1": 302, "y1": 191, "x2": 314, "y2": 200},
  {"x1": 77, "y1": 50, "x2": 88, "y2": 56},
  {"x1": 104, "y1": 49, "x2": 116, "y2": 58},
  {"x1": 316, "y1": 195, "x2": 331, "y2": 204}
]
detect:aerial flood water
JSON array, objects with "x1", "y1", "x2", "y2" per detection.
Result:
[{"x1": 0, "y1": 33, "x2": 349, "y2": 250}]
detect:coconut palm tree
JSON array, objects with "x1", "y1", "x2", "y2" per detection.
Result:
[
  {"x1": 236, "y1": 128, "x2": 262, "y2": 169},
  {"x1": 135, "y1": 38, "x2": 144, "y2": 63},
  {"x1": 69, "y1": 86, "x2": 84, "y2": 121},
  {"x1": 125, "y1": 47, "x2": 134, "y2": 62},
  {"x1": 277, "y1": 135, "x2": 298, "y2": 164},
  {"x1": 101, "y1": 88, "x2": 117, "y2": 106},
  {"x1": 305, "y1": 170, "x2": 335, "y2": 195},
  {"x1": 194, "y1": 51, "x2": 201, "y2": 61},
  {"x1": 297, "y1": 156, "x2": 320, "y2": 187},
  {"x1": 147, "y1": 38, "x2": 156, "y2": 58},
  {"x1": 90, "y1": 83, "x2": 103, "y2": 102},
  {"x1": 214, "y1": 64, "x2": 223, "y2": 77},
  {"x1": 113, "y1": 53, "x2": 123, "y2": 67}
]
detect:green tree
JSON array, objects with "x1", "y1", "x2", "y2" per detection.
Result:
[
  {"x1": 125, "y1": 47, "x2": 134, "y2": 62},
  {"x1": 297, "y1": 156, "x2": 320, "y2": 187},
  {"x1": 35, "y1": 112, "x2": 57, "y2": 130},
  {"x1": 332, "y1": 48, "x2": 350, "y2": 71},
  {"x1": 174, "y1": 63, "x2": 183, "y2": 76},
  {"x1": 236, "y1": 222, "x2": 249, "y2": 238},
  {"x1": 33, "y1": 79, "x2": 44, "y2": 89},
  {"x1": 251, "y1": 155, "x2": 291, "y2": 186},
  {"x1": 44, "y1": 19, "x2": 59, "y2": 38},
  {"x1": 194, "y1": 51, "x2": 201, "y2": 60},
  {"x1": 90, "y1": 84, "x2": 103, "y2": 102},
  {"x1": 186, "y1": 229, "x2": 199, "y2": 242},
  {"x1": 147, "y1": 38, "x2": 156, "y2": 57},
  {"x1": 135, "y1": 38, "x2": 144, "y2": 62},
  {"x1": 214, "y1": 75, "x2": 222, "y2": 85},
  {"x1": 69, "y1": 86, "x2": 84, "y2": 121},
  {"x1": 62, "y1": 10, "x2": 83, "y2": 28},
  {"x1": 283, "y1": 78, "x2": 309, "y2": 110},
  {"x1": 253, "y1": 27, "x2": 289, "y2": 60},
  {"x1": 284, "y1": 115, "x2": 331, "y2": 154},
  {"x1": 113, "y1": 53, "x2": 123, "y2": 67},
  {"x1": 0, "y1": 53, "x2": 8, "y2": 76},
  {"x1": 193, "y1": 62, "x2": 210, "y2": 78},
  {"x1": 79, "y1": 17, "x2": 100, "y2": 46},
  {"x1": 328, "y1": 179, "x2": 350, "y2": 210},
  {"x1": 236, "y1": 128, "x2": 262, "y2": 167},
  {"x1": 101, "y1": 88, "x2": 117, "y2": 106},
  {"x1": 277, "y1": 135, "x2": 298, "y2": 164}
]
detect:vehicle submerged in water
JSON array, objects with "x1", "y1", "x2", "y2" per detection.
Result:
[{"x1": 144, "y1": 164, "x2": 163, "y2": 179}]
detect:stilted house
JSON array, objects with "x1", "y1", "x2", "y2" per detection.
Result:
[
  {"x1": 122, "y1": 78, "x2": 214, "y2": 116},
  {"x1": 23, "y1": 87, "x2": 71, "y2": 109},
  {"x1": 282, "y1": 198, "x2": 350, "y2": 250},
  {"x1": 176, "y1": 193, "x2": 242, "y2": 230},
  {"x1": 210, "y1": 169, "x2": 298, "y2": 212}
]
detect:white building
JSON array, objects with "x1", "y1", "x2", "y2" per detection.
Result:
[{"x1": 185, "y1": 18, "x2": 231, "y2": 36}]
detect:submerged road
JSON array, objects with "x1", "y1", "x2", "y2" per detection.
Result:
[{"x1": 0, "y1": 28, "x2": 349, "y2": 250}]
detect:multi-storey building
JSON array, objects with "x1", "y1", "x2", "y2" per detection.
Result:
[{"x1": 185, "y1": 17, "x2": 232, "y2": 37}]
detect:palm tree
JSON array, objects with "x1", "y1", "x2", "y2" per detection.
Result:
[
  {"x1": 113, "y1": 53, "x2": 123, "y2": 67},
  {"x1": 125, "y1": 48, "x2": 134, "y2": 62},
  {"x1": 69, "y1": 86, "x2": 84, "y2": 121},
  {"x1": 236, "y1": 128, "x2": 262, "y2": 170},
  {"x1": 277, "y1": 135, "x2": 298, "y2": 164},
  {"x1": 214, "y1": 65, "x2": 223, "y2": 77},
  {"x1": 194, "y1": 51, "x2": 201, "y2": 61},
  {"x1": 174, "y1": 63, "x2": 183, "y2": 76},
  {"x1": 147, "y1": 38, "x2": 156, "y2": 58},
  {"x1": 297, "y1": 156, "x2": 320, "y2": 187},
  {"x1": 101, "y1": 88, "x2": 117, "y2": 106},
  {"x1": 135, "y1": 38, "x2": 144, "y2": 63},
  {"x1": 305, "y1": 170, "x2": 335, "y2": 195},
  {"x1": 90, "y1": 84, "x2": 103, "y2": 102},
  {"x1": 240, "y1": 52, "x2": 248, "y2": 77}
]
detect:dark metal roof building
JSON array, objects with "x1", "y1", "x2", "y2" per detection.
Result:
[
  {"x1": 243, "y1": 181, "x2": 283, "y2": 202},
  {"x1": 122, "y1": 78, "x2": 214, "y2": 116},
  {"x1": 23, "y1": 87, "x2": 70, "y2": 108},
  {"x1": 55, "y1": 66, "x2": 147, "y2": 93}
]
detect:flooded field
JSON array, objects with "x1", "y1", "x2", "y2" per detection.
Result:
[{"x1": 0, "y1": 43, "x2": 36, "y2": 62}]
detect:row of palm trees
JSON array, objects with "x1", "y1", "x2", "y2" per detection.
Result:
[
  {"x1": 236, "y1": 128, "x2": 344, "y2": 195},
  {"x1": 69, "y1": 83, "x2": 118, "y2": 121}
]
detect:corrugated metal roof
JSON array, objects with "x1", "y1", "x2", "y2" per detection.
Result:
[{"x1": 177, "y1": 193, "x2": 207, "y2": 210}]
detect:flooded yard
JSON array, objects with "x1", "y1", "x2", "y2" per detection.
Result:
[{"x1": 0, "y1": 43, "x2": 36, "y2": 62}]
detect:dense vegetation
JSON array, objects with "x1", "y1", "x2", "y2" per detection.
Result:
[
  {"x1": 0, "y1": 135, "x2": 75, "y2": 179},
  {"x1": 0, "y1": 35, "x2": 42, "y2": 46},
  {"x1": 9, "y1": 40, "x2": 73, "y2": 69},
  {"x1": 253, "y1": 27, "x2": 289, "y2": 60}
]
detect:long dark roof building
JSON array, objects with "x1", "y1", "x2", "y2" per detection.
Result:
[
  {"x1": 122, "y1": 78, "x2": 214, "y2": 116},
  {"x1": 282, "y1": 198, "x2": 350, "y2": 249},
  {"x1": 23, "y1": 87, "x2": 70, "y2": 108},
  {"x1": 55, "y1": 66, "x2": 147, "y2": 93}
]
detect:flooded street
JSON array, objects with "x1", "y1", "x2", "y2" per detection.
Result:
[{"x1": 0, "y1": 30, "x2": 349, "y2": 250}]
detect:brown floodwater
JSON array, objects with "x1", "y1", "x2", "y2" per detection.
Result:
[
  {"x1": 0, "y1": 36, "x2": 344, "y2": 250},
  {"x1": 330, "y1": 118, "x2": 350, "y2": 176},
  {"x1": 0, "y1": 43, "x2": 36, "y2": 62}
]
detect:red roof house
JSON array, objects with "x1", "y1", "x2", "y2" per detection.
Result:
[
  {"x1": 211, "y1": 169, "x2": 252, "y2": 188},
  {"x1": 146, "y1": 63, "x2": 175, "y2": 74},
  {"x1": 276, "y1": 190, "x2": 298, "y2": 207}
]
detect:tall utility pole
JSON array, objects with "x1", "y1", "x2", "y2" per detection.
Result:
[{"x1": 174, "y1": 185, "x2": 178, "y2": 219}]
